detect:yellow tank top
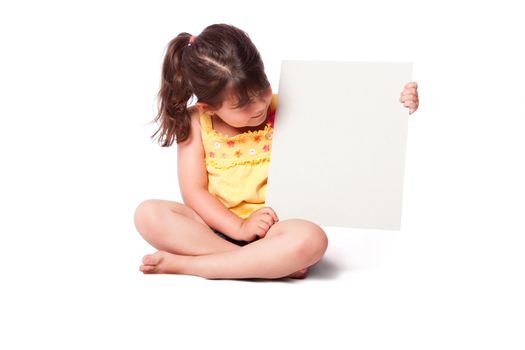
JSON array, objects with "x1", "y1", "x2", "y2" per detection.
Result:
[{"x1": 199, "y1": 94, "x2": 277, "y2": 219}]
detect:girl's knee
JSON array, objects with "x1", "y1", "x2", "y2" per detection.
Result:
[
  {"x1": 282, "y1": 219, "x2": 329, "y2": 261},
  {"x1": 134, "y1": 199, "x2": 165, "y2": 231},
  {"x1": 300, "y1": 222, "x2": 328, "y2": 259}
]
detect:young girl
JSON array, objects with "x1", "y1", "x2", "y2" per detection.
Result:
[{"x1": 134, "y1": 24, "x2": 419, "y2": 280}]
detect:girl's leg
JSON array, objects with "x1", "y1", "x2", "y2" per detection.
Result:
[
  {"x1": 140, "y1": 219, "x2": 329, "y2": 280},
  {"x1": 134, "y1": 199, "x2": 242, "y2": 256},
  {"x1": 134, "y1": 199, "x2": 310, "y2": 278}
]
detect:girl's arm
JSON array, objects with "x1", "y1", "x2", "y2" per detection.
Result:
[{"x1": 177, "y1": 108, "x2": 244, "y2": 239}]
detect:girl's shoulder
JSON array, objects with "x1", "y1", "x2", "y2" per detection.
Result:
[
  {"x1": 187, "y1": 105, "x2": 200, "y2": 119},
  {"x1": 187, "y1": 105, "x2": 204, "y2": 131},
  {"x1": 175, "y1": 106, "x2": 203, "y2": 150}
]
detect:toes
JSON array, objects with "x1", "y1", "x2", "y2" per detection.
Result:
[
  {"x1": 142, "y1": 252, "x2": 161, "y2": 265},
  {"x1": 140, "y1": 264, "x2": 156, "y2": 273}
]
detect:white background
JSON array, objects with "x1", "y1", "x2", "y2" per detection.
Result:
[{"x1": 1, "y1": 0, "x2": 524, "y2": 349}]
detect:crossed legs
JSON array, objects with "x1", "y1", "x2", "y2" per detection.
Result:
[{"x1": 133, "y1": 199, "x2": 329, "y2": 280}]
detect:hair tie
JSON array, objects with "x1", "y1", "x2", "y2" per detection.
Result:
[{"x1": 188, "y1": 35, "x2": 197, "y2": 46}]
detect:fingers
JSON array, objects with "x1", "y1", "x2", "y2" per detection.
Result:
[
  {"x1": 400, "y1": 81, "x2": 418, "y2": 98},
  {"x1": 257, "y1": 213, "x2": 278, "y2": 234},
  {"x1": 404, "y1": 101, "x2": 417, "y2": 109},
  {"x1": 243, "y1": 222, "x2": 268, "y2": 240},
  {"x1": 399, "y1": 81, "x2": 418, "y2": 104},
  {"x1": 256, "y1": 231, "x2": 267, "y2": 239},
  {"x1": 257, "y1": 214, "x2": 274, "y2": 228},
  {"x1": 265, "y1": 207, "x2": 279, "y2": 222},
  {"x1": 399, "y1": 82, "x2": 419, "y2": 114},
  {"x1": 399, "y1": 93, "x2": 418, "y2": 102},
  {"x1": 255, "y1": 207, "x2": 279, "y2": 222},
  {"x1": 404, "y1": 81, "x2": 418, "y2": 89},
  {"x1": 256, "y1": 222, "x2": 270, "y2": 236},
  {"x1": 246, "y1": 219, "x2": 269, "y2": 238},
  {"x1": 244, "y1": 207, "x2": 280, "y2": 239},
  {"x1": 400, "y1": 89, "x2": 418, "y2": 97}
]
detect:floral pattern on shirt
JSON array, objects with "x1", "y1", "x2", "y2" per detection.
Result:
[{"x1": 200, "y1": 102, "x2": 276, "y2": 170}]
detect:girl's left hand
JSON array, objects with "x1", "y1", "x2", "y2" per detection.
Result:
[{"x1": 400, "y1": 81, "x2": 419, "y2": 115}]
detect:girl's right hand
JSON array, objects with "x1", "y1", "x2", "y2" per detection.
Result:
[{"x1": 236, "y1": 207, "x2": 279, "y2": 241}]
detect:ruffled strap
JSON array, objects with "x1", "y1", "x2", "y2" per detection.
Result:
[{"x1": 199, "y1": 112, "x2": 213, "y2": 134}]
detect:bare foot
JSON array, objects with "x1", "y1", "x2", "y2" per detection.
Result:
[
  {"x1": 140, "y1": 251, "x2": 182, "y2": 274},
  {"x1": 286, "y1": 268, "x2": 309, "y2": 279}
]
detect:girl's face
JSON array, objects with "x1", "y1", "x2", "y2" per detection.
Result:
[{"x1": 199, "y1": 86, "x2": 273, "y2": 128}]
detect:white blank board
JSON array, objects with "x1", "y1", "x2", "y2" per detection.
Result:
[{"x1": 266, "y1": 61, "x2": 412, "y2": 230}]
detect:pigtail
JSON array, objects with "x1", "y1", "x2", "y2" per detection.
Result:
[{"x1": 151, "y1": 33, "x2": 194, "y2": 146}]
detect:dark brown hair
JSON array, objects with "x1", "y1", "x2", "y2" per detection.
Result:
[{"x1": 150, "y1": 24, "x2": 271, "y2": 146}]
